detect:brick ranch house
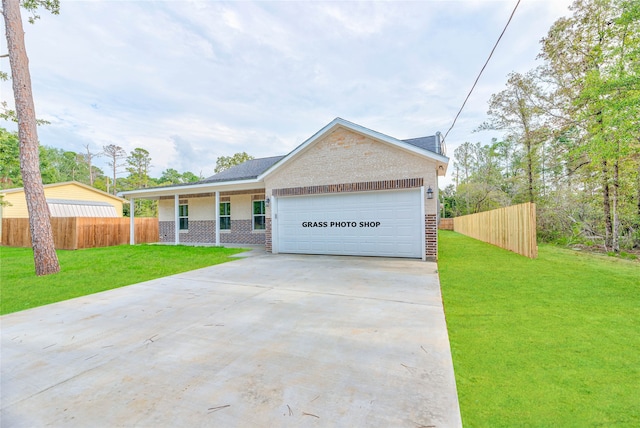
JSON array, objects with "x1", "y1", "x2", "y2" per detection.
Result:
[{"x1": 120, "y1": 118, "x2": 449, "y2": 260}]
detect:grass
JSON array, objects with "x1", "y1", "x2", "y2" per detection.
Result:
[
  {"x1": 0, "y1": 244, "x2": 247, "y2": 315},
  {"x1": 438, "y1": 231, "x2": 640, "y2": 427}
]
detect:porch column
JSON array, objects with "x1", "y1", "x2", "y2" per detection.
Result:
[
  {"x1": 174, "y1": 194, "x2": 179, "y2": 245},
  {"x1": 215, "y1": 191, "x2": 220, "y2": 246},
  {"x1": 421, "y1": 186, "x2": 426, "y2": 261},
  {"x1": 129, "y1": 197, "x2": 135, "y2": 245}
]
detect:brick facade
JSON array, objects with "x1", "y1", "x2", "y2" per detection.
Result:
[
  {"x1": 159, "y1": 219, "x2": 265, "y2": 245},
  {"x1": 159, "y1": 220, "x2": 215, "y2": 243},
  {"x1": 159, "y1": 221, "x2": 174, "y2": 242},
  {"x1": 265, "y1": 218, "x2": 272, "y2": 252},
  {"x1": 272, "y1": 178, "x2": 423, "y2": 197},
  {"x1": 264, "y1": 128, "x2": 438, "y2": 205},
  {"x1": 425, "y1": 214, "x2": 438, "y2": 261},
  {"x1": 221, "y1": 220, "x2": 265, "y2": 245}
]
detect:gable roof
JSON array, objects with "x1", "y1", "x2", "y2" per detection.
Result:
[
  {"x1": 1, "y1": 181, "x2": 127, "y2": 203},
  {"x1": 119, "y1": 118, "x2": 449, "y2": 198},
  {"x1": 258, "y1": 117, "x2": 448, "y2": 180}
]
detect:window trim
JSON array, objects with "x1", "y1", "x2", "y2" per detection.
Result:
[
  {"x1": 253, "y1": 200, "x2": 266, "y2": 231},
  {"x1": 219, "y1": 201, "x2": 231, "y2": 231},
  {"x1": 178, "y1": 203, "x2": 188, "y2": 231}
]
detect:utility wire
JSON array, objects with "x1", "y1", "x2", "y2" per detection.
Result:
[{"x1": 441, "y1": 0, "x2": 522, "y2": 144}]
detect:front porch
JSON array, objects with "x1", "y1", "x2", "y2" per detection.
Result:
[{"x1": 125, "y1": 180, "x2": 268, "y2": 247}]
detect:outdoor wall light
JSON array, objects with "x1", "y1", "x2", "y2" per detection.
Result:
[
  {"x1": 265, "y1": 197, "x2": 271, "y2": 207},
  {"x1": 427, "y1": 186, "x2": 434, "y2": 199}
]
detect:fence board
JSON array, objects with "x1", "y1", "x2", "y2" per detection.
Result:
[
  {"x1": 453, "y1": 202, "x2": 537, "y2": 258},
  {"x1": 439, "y1": 218, "x2": 454, "y2": 230},
  {"x1": 1, "y1": 217, "x2": 159, "y2": 250},
  {"x1": 1, "y1": 218, "x2": 31, "y2": 248}
]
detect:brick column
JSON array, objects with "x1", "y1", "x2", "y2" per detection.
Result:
[
  {"x1": 425, "y1": 214, "x2": 437, "y2": 261},
  {"x1": 265, "y1": 218, "x2": 272, "y2": 253}
]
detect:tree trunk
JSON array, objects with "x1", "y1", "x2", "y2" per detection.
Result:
[
  {"x1": 637, "y1": 154, "x2": 640, "y2": 219},
  {"x1": 3, "y1": 0, "x2": 60, "y2": 275},
  {"x1": 636, "y1": 156, "x2": 640, "y2": 249},
  {"x1": 527, "y1": 139, "x2": 534, "y2": 203},
  {"x1": 602, "y1": 159, "x2": 613, "y2": 251},
  {"x1": 612, "y1": 157, "x2": 619, "y2": 253}
]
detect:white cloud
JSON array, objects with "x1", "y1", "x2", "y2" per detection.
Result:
[{"x1": 0, "y1": 0, "x2": 574, "y2": 188}]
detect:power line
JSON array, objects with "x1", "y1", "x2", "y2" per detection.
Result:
[{"x1": 441, "y1": 0, "x2": 522, "y2": 145}]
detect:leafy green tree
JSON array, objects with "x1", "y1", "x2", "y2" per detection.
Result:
[
  {"x1": 90, "y1": 167, "x2": 109, "y2": 192},
  {"x1": 126, "y1": 147, "x2": 152, "y2": 189},
  {"x1": 158, "y1": 168, "x2": 182, "y2": 185},
  {"x1": 180, "y1": 171, "x2": 201, "y2": 183},
  {"x1": 440, "y1": 184, "x2": 457, "y2": 218},
  {"x1": 452, "y1": 141, "x2": 509, "y2": 216},
  {"x1": 214, "y1": 152, "x2": 253, "y2": 173},
  {"x1": 37, "y1": 145, "x2": 61, "y2": 183},
  {"x1": 479, "y1": 71, "x2": 547, "y2": 204},
  {"x1": 157, "y1": 168, "x2": 201, "y2": 185},
  {"x1": 0, "y1": 128, "x2": 21, "y2": 188},
  {"x1": 539, "y1": 0, "x2": 640, "y2": 252},
  {"x1": 457, "y1": 0, "x2": 639, "y2": 251},
  {"x1": 119, "y1": 148, "x2": 155, "y2": 217}
]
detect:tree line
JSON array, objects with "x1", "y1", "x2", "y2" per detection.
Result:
[
  {"x1": 444, "y1": 0, "x2": 639, "y2": 253},
  {"x1": 1, "y1": 128, "x2": 255, "y2": 217},
  {"x1": 1, "y1": 128, "x2": 203, "y2": 216}
]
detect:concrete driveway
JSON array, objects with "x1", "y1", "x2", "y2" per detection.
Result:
[{"x1": 1, "y1": 252, "x2": 462, "y2": 427}]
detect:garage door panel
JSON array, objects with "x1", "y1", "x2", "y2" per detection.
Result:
[{"x1": 276, "y1": 189, "x2": 423, "y2": 258}]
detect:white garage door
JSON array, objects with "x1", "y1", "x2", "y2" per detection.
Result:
[{"x1": 275, "y1": 189, "x2": 423, "y2": 258}]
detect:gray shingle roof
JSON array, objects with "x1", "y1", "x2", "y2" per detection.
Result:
[
  {"x1": 402, "y1": 136, "x2": 441, "y2": 155},
  {"x1": 201, "y1": 155, "x2": 285, "y2": 183}
]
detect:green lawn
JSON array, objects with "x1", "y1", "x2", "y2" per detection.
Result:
[
  {"x1": 0, "y1": 244, "x2": 247, "y2": 315},
  {"x1": 438, "y1": 231, "x2": 640, "y2": 427}
]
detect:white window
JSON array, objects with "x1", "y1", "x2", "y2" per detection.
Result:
[
  {"x1": 178, "y1": 203, "x2": 188, "y2": 230},
  {"x1": 219, "y1": 202, "x2": 230, "y2": 230},
  {"x1": 253, "y1": 200, "x2": 265, "y2": 230}
]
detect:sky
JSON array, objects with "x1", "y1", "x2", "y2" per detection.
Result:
[{"x1": 1, "y1": 0, "x2": 574, "y2": 187}]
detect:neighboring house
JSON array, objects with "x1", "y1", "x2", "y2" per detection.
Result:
[
  {"x1": 0, "y1": 181, "x2": 127, "y2": 219},
  {"x1": 120, "y1": 118, "x2": 449, "y2": 260}
]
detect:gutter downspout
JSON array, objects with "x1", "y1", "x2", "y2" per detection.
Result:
[{"x1": 421, "y1": 185, "x2": 426, "y2": 261}]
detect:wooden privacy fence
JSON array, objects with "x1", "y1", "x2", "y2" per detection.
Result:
[
  {"x1": 439, "y1": 218, "x2": 454, "y2": 230},
  {"x1": 1, "y1": 217, "x2": 159, "y2": 250},
  {"x1": 453, "y1": 202, "x2": 537, "y2": 258}
]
